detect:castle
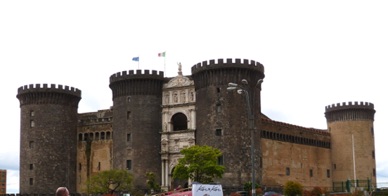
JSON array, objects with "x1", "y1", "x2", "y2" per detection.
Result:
[{"x1": 16, "y1": 58, "x2": 377, "y2": 194}]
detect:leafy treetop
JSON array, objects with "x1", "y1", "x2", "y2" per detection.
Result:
[{"x1": 173, "y1": 145, "x2": 225, "y2": 183}]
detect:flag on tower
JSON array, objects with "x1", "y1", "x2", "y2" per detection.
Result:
[
  {"x1": 132, "y1": 57, "x2": 139, "y2": 61},
  {"x1": 158, "y1": 52, "x2": 166, "y2": 57}
]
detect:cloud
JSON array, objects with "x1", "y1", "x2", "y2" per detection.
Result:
[
  {"x1": 6, "y1": 169, "x2": 19, "y2": 194},
  {"x1": 0, "y1": 147, "x2": 19, "y2": 171}
]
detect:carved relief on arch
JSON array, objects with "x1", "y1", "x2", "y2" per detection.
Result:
[
  {"x1": 173, "y1": 91, "x2": 178, "y2": 103},
  {"x1": 163, "y1": 93, "x2": 170, "y2": 104},
  {"x1": 180, "y1": 90, "x2": 186, "y2": 103},
  {"x1": 189, "y1": 90, "x2": 195, "y2": 102},
  {"x1": 169, "y1": 158, "x2": 179, "y2": 173}
]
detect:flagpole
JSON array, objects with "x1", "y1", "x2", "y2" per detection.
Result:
[{"x1": 164, "y1": 55, "x2": 166, "y2": 74}]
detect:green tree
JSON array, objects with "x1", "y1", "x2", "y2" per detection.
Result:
[
  {"x1": 283, "y1": 181, "x2": 303, "y2": 196},
  {"x1": 173, "y1": 145, "x2": 225, "y2": 183},
  {"x1": 243, "y1": 181, "x2": 260, "y2": 191},
  {"x1": 86, "y1": 169, "x2": 133, "y2": 194},
  {"x1": 146, "y1": 172, "x2": 161, "y2": 193}
]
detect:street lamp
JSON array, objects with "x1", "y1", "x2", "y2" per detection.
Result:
[{"x1": 227, "y1": 79, "x2": 263, "y2": 196}]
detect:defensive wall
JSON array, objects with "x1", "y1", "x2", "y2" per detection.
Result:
[
  {"x1": 191, "y1": 58, "x2": 264, "y2": 90},
  {"x1": 325, "y1": 101, "x2": 375, "y2": 122},
  {"x1": 325, "y1": 101, "x2": 377, "y2": 185},
  {"x1": 77, "y1": 110, "x2": 113, "y2": 193},
  {"x1": 109, "y1": 69, "x2": 164, "y2": 191},
  {"x1": 17, "y1": 83, "x2": 81, "y2": 194},
  {"x1": 17, "y1": 83, "x2": 81, "y2": 106},
  {"x1": 191, "y1": 58, "x2": 265, "y2": 190},
  {"x1": 261, "y1": 117, "x2": 332, "y2": 189},
  {"x1": 16, "y1": 59, "x2": 377, "y2": 195}
]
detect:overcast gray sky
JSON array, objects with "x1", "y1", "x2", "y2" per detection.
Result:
[{"x1": 1, "y1": 0, "x2": 387, "y2": 193}]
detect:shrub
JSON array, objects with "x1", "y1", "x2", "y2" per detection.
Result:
[
  {"x1": 310, "y1": 187, "x2": 323, "y2": 196},
  {"x1": 283, "y1": 181, "x2": 303, "y2": 196}
]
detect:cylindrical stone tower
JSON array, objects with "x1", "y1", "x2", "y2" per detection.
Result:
[
  {"x1": 325, "y1": 101, "x2": 376, "y2": 184},
  {"x1": 109, "y1": 70, "x2": 164, "y2": 192},
  {"x1": 191, "y1": 58, "x2": 265, "y2": 191},
  {"x1": 16, "y1": 83, "x2": 81, "y2": 194}
]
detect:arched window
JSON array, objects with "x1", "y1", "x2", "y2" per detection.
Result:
[
  {"x1": 171, "y1": 113, "x2": 188, "y2": 131},
  {"x1": 95, "y1": 132, "x2": 100, "y2": 140},
  {"x1": 89, "y1": 132, "x2": 94, "y2": 140}
]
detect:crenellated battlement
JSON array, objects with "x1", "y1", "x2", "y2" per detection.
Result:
[
  {"x1": 109, "y1": 69, "x2": 164, "y2": 84},
  {"x1": 191, "y1": 58, "x2": 264, "y2": 74},
  {"x1": 16, "y1": 83, "x2": 81, "y2": 107},
  {"x1": 325, "y1": 101, "x2": 374, "y2": 112},
  {"x1": 17, "y1": 83, "x2": 81, "y2": 97},
  {"x1": 109, "y1": 69, "x2": 165, "y2": 98},
  {"x1": 191, "y1": 58, "x2": 265, "y2": 90},
  {"x1": 325, "y1": 101, "x2": 375, "y2": 122}
]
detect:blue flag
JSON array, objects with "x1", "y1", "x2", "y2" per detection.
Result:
[{"x1": 132, "y1": 57, "x2": 139, "y2": 61}]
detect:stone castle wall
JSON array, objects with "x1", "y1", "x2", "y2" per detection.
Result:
[
  {"x1": 76, "y1": 110, "x2": 113, "y2": 193},
  {"x1": 109, "y1": 70, "x2": 164, "y2": 191},
  {"x1": 17, "y1": 60, "x2": 377, "y2": 195},
  {"x1": 325, "y1": 101, "x2": 376, "y2": 184},
  {"x1": 192, "y1": 58, "x2": 265, "y2": 190},
  {"x1": 17, "y1": 84, "x2": 81, "y2": 194}
]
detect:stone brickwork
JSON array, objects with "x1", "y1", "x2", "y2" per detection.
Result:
[
  {"x1": 17, "y1": 59, "x2": 377, "y2": 195},
  {"x1": 0, "y1": 170, "x2": 6, "y2": 194},
  {"x1": 160, "y1": 69, "x2": 196, "y2": 190},
  {"x1": 109, "y1": 70, "x2": 164, "y2": 191},
  {"x1": 76, "y1": 109, "x2": 113, "y2": 192},
  {"x1": 325, "y1": 102, "x2": 376, "y2": 184},
  {"x1": 16, "y1": 84, "x2": 81, "y2": 194},
  {"x1": 261, "y1": 117, "x2": 332, "y2": 189},
  {"x1": 191, "y1": 58, "x2": 265, "y2": 190}
]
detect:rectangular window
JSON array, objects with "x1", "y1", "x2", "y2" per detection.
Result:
[
  {"x1": 29, "y1": 164, "x2": 33, "y2": 170},
  {"x1": 217, "y1": 156, "x2": 224, "y2": 165},
  {"x1": 327, "y1": 169, "x2": 331, "y2": 178},
  {"x1": 126, "y1": 160, "x2": 132, "y2": 170},
  {"x1": 30, "y1": 120, "x2": 35, "y2": 128},
  {"x1": 215, "y1": 129, "x2": 222, "y2": 136},
  {"x1": 127, "y1": 133, "x2": 131, "y2": 142},
  {"x1": 310, "y1": 169, "x2": 313, "y2": 177},
  {"x1": 286, "y1": 167, "x2": 290, "y2": 176},
  {"x1": 29, "y1": 178, "x2": 33, "y2": 185},
  {"x1": 29, "y1": 141, "x2": 34, "y2": 149},
  {"x1": 333, "y1": 164, "x2": 336, "y2": 170},
  {"x1": 216, "y1": 104, "x2": 221, "y2": 113},
  {"x1": 79, "y1": 163, "x2": 82, "y2": 171},
  {"x1": 30, "y1": 111, "x2": 35, "y2": 117},
  {"x1": 372, "y1": 150, "x2": 375, "y2": 159},
  {"x1": 98, "y1": 162, "x2": 101, "y2": 171},
  {"x1": 127, "y1": 111, "x2": 131, "y2": 120},
  {"x1": 373, "y1": 168, "x2": 376, "y2": 177},
  {"x1": 260, "y1": 157, "x2": 263, "y2": 168}
]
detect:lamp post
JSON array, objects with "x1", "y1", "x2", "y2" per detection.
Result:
[{"x1": 227, "y1": 79, "x2": 263, "y2": 196}]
